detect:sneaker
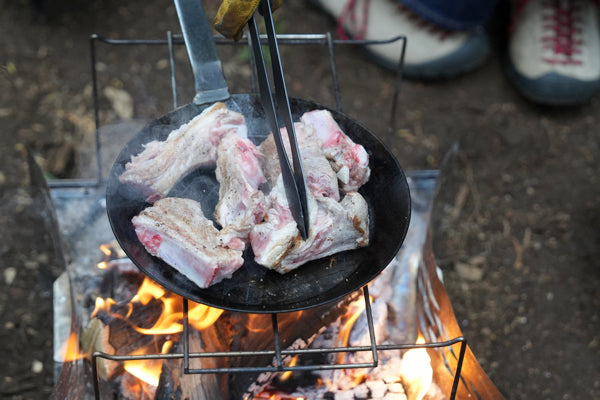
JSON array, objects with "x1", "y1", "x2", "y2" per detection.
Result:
[
  {"x1": 507, "y1": 0, "x2": 600, "y2": 106},
  {"x1": 313, "y1": 0, "x2": 490, "y2": 79}
]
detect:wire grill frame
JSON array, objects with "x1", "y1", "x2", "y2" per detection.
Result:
[{"x1": 73, "y1": 30, "x2": 466, "y2": 400}]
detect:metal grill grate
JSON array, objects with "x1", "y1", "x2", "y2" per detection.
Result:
[{"x1": 52, "y1": 30, "x2": 466, "y2": 400}]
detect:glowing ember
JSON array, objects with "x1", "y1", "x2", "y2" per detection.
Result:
[
  {"x1": 97, "y1": 261, "x2": 108, "y2": 269},
  {"x1": 99, "y1": 243, "x2": 112, "y2": 256}
]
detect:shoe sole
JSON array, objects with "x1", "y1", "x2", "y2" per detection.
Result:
[
  {"x1": 366, "y1": 29, "x2": 491, "y2": 80},
  {"x1": 505, "y1": 60, "x2": 600, "y2": 106}
]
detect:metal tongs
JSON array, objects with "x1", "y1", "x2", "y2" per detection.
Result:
[{"x1": 247, "y1": 0, "x2": 310, "y2": 240}]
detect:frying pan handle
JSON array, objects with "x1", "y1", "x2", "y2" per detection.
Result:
[{"x1": 174, "y1": 0, "x2": 230, "y2": 105}]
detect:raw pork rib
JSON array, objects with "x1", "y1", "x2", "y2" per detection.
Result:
[
  {"x1": 259, "y1": 121, "x2": 339, "y2": 200},
  {"x1": 250, "y1": 177, "x2": 369, "y2": 273},
  {"x1": 120, "y1": 102, "x2": 247, "y2": 203},
  {"x1": 214, "y1": 132, "x2": 268, "y2": 250},
  {"x1": 132, "y1": 197, "x2": 244, "y2": 288},
  {"x1": 301, "y1": 109, "x2": 370, "y2": 192}
]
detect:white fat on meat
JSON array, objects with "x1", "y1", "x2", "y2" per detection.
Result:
[
  {"x1": 259, "y1": 121, "x2": 340, "y2": 200},
  {"x1": 300, "y1": 109, "x2": 370, "y2": 192},
  {"x1": 119, "y1": 102, "x2": 247, "y2": 203},
  {"x1": 132, "y1": 197, "x2": 244, "y2": 288},
  {"x1": 214, "y1": 132, "x2": 269, "y2": 250},
  {"x1": 249, "y1": 176, "x2": 369, "y2": 273}
]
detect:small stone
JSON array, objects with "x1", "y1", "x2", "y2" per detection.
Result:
[
  {"x1": 455, "y1": 261, "x2": 484, "y2": 281},
  {"x1": 4, "y1": 267, "x2": 16, "y2": 285},
  {"x1": 103, "y1": 86, "x2": 134, "y2": 120},
  {"x1": 32, "y1": 360, "x2": 43, "y2": 374}
]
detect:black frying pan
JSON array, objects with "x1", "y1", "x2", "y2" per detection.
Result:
[{"x1": 105, "y1": 0, "x2": 411, "y2": 313}]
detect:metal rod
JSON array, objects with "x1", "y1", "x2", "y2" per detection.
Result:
[
  {"x1": 271, "y1": 313, "x2": 283, "y2": 370},
  {"x1": 326, "y1": 32, "x2": 343, "y2": 112},
  {"x1": 89, "y1": 33, "x2": 406, "y2": 47},
  {"x1": 363, "y1": 286, "x2": 379, "y2": 366},
  {"x1": 167, "y1": 30, "x2": 178, "y2": 109},
  {"x1": 389, "y1": 36, "x2": 407, "y2": 135},
  {"x1": 89, "y1": 337, "x2": 465, "y2": 372},
  {"x1": 183, "y1": 297, "x2": 190, "y2": 373},
  {"x1": 450, "y1": 337, "x2": 468, "y2": 400},
  {"x1": 90, "y1": 337, "x2": 467, "y2": 360},
  {"x1": 90, "y1": 35, "x2": 102, "y2": 185},
  {"x1": 92, "y1": 353, "x2": 101, "y2": 399}
]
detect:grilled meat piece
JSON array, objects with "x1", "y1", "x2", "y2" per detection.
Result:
[
  {"x1": 119, "y1": 102, "x2": 247, "y2": 203},
  {"x1": 301, "y1": 109, "x2": 370, "y2": 192},
  {"x1": 214, "y1": 132, "x2": 268, "y2": 250},
  {"x1": 250, "y1": 177, "x2": 369, "y2": 273},
  {"x1": 132, "y1": 197, "x2": 244, "y2": 288},
  {"x1": 259, "y1": 121, "x2": 340, "y2": 200}
]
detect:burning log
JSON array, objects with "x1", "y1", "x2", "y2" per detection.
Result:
[
  {"x1": 156, "y1": 328, "x2": 223, "y2": 400},
  {"x1": 57, "y1": 241, "x2": 364, "y2": 400}
]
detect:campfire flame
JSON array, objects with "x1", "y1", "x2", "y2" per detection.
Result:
[
  {"x1": 60, "y1": 332, "x2": 88, "y2": 362},
  {"x1": 400, "y1": 334, "x2": 433, "y2": 400},
  {"x1": 63, "y1": 243, "x2": 226, "y2": 395},
  {"x1": 89, "y1": 275, "x2": 223, "y2": 387},
  {"x1": 123, "y1": 341, "x2": 173, "y2": 387},
  {"x1": 67, "y1": 243, "x2": 437, "y2": 399}
]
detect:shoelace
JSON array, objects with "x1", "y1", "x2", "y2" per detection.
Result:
[
  {"x1": 541, "y1": 0, "x2": 585, "y2": 65},
  {"x1": 336, "y1": 0, "x2": 370, "y2": 40},
  {"x1": 335, "y1": 0, "x2": 451, "y2": 41},
  {"x1": 512, "y1": 0, "x2": 592, "y2": 65}
]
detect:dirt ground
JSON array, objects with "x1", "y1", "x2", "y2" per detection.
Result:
[{"x1": 1, "y1": 0, "x2": 599, "y2": 399}]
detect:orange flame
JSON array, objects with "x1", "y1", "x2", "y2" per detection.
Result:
[
  {"x1": 61, "y1": 243, "x2": 227, "y2": 395},
  {"x1": 123, "y1": 341, "x2": 173, "y2": 387},
  {"x1": 60, "y1": 332, "x2": 88, "y2": 362},
  {"x1": 279, "y1": 355, "x2": 299, "y2": 382},
  {"x1": 96, "y1": 243, "x2": 114, "y2": 269},
  {"x1": 99, "y1": 243, "x2": 113, "y2": 256},
  {"x1": 335, "y1": 299, "x2": 366, "y2": 364}
]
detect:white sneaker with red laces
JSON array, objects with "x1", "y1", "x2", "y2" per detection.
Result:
[
  {"x1": 314, "y1": 0, "x2": 490, "y2": 79},
  {"x1": 508, "y1": 0, "x2": 600, "y2": 105}
]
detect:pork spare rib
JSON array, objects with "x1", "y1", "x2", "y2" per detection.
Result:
[
  {"x1": 119, "y1": 102, "x2": 247, "y2": 203},
  {"x1": 214, "y1": 132, "x2": 268, "y2": 251},
  {"x1": 250, "y1": 177, "x2": 369, "y2": 273},
  {"x1": 301, "y1": 109, "x2": 371, "y2": 192},
  {"x1": 259, "y1": 121, "x2": 340, "y2": 200},
  {"x1": 132, "y1": 197, "x2": 244, "y2": 288}
]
